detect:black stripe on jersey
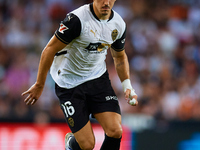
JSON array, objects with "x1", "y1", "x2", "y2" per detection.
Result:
[
  {"x1": 55, "y1": 13, "x2": 81, "y2": 44},
  {"x1": 89, "y1": 3, "x2": 114, "y2": 22},
  {"x1": 111, "y1": 27, "x2": 127, "y2": 52},
  {"x1": 55, "y1": 51, "x2": 67, "y2": 56}
]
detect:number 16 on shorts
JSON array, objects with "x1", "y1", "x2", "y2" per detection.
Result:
[{"x1": 61, "y1": 101, "x2": 75, "y2": 117}]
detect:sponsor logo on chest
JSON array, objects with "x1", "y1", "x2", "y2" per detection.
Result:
[{"x1": 84, "y1": 28, "x2": 119, "y2": 52}]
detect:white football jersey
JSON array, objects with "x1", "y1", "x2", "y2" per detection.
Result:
[{"x1": 50, "y1": 3, "x2": 126, "y2": 89}]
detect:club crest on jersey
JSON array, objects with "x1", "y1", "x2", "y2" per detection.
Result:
[
  {"x1": 112, "y1": 29, "x2": 118, "y2": 41},
  {"x1": 59, "y1": 23, "x2": 68, "y2": 34}
]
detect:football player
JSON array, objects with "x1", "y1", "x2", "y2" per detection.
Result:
[{"x1": 22, "y1": 0, "x2": 138, "y2": 149}]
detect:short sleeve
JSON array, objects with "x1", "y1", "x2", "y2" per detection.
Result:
[
  {"x1": 55, "y1": 13, "x2": 81, "y2": 44},
  {"x1": 111, "y1": 27, "x2": 126, "y2": 52}
]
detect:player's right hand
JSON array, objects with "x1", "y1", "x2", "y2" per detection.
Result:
[{"x1": 21, "y1": 83, "x2": 44, "y2": 105}]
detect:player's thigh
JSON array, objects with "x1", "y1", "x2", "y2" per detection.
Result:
[
  {"x1": 55, "y1": 83, "x2": 90, "y2": 133},
  {"x1": 74, "y1": 121, "x2": 95, "y2": 149},
  {"x1": 93, "y1": 112, "x2": 122, "y2": 138}
]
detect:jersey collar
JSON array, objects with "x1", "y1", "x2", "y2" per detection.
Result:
[{"x1": 89, "y1": 3, "x2": 114, "y2": 22}]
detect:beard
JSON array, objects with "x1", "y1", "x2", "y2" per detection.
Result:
[{"x1": 101, "y1": 9, "x2": 109, "y2": 16}]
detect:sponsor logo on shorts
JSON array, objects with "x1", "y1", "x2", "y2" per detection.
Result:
[{"x1": 105, "y1": 96, "x2": 118, "y2": 101}]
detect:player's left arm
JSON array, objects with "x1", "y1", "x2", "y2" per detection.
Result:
[
  {"x1": 110, "y1": 23, "x2": 138, "y2": 106},
  {"x1": 111, "y1": 48, "x2": 138, "y2": 106},
  {"x1": 110, "y1": 49, "x2": 129, "y2": 82}
]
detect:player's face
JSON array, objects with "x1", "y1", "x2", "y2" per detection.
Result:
[{"x1": 93, "y1": 0, "x2": 116, "y2": 20}]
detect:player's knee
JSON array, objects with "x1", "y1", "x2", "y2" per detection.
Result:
[
  {"x1": 106, "y1": 126, "x2": 123, "y2": 138},
  {"x1": 79, "y1": 138, "x2": 95, "y2": 150}
]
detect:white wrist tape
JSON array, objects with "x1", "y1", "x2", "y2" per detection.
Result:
[
  {"x1": 122, "y1": 79, "x2": 132, "y2": 92},
  {"x1": 121, "y1": 79, "x2": 137, "y2": 96},
  {"x1": 121, "y1": 79, "x2": 137, "y2": 105}
]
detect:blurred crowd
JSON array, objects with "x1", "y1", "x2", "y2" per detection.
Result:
[{"x1": 0, "y1": 0, "x2": 200, "y2": 124}]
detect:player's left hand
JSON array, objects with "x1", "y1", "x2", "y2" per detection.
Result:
[{"x1": 124, "y1": 88, "x2": 138, "y2": 106}]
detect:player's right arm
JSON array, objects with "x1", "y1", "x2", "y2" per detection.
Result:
[
  {"x1": 22, "y1": 13, "x2": 81, "y2": 105},
  {"x1": 22, "y1": 35, "x2": 67, "y2": 105}
]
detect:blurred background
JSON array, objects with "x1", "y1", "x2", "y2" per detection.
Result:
[{"x1": 0, "y1": 0, "x2": 200, "y2": 149}]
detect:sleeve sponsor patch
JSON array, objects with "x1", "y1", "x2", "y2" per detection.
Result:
[
  {"x1": 58, "y1": 23, "x2": 69, "y2": 34},
  {"x1": 55, "y1": 13, "x2": 81, "y2": 44}
]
